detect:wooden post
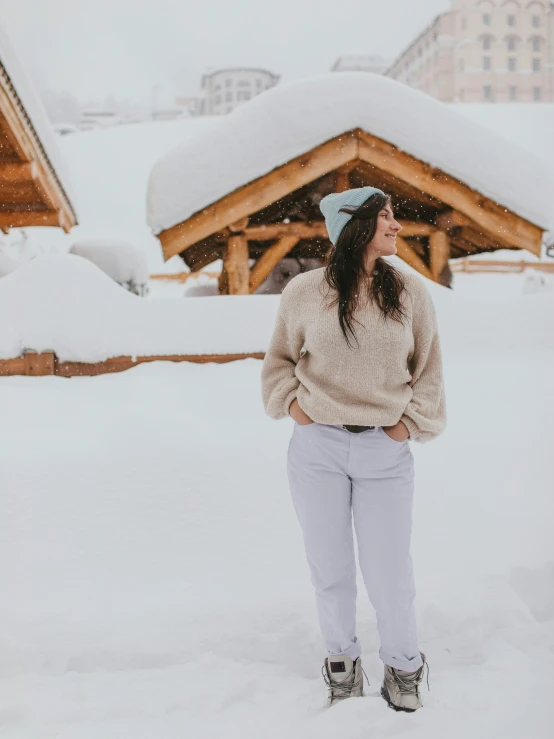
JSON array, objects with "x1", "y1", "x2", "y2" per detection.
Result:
[
  {"x1": 429, "y1": 230, "x2": 450, "y2": 282},
  {"x1": 249, "y1": 236, "x2": 300, "y2": 293},
  {"x1": 218, "y1": 264, "x2": 229, "y2": 295},
  {"x1": 24, "y1": 351, "x2": 56, "y2": 376},
  {"x1": 224, "y1": 235, "x2": 250, "y2": 295}
]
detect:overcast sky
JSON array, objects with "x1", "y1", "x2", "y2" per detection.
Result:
[{"x1": 1, "y1": 0, "x2": 451, "y2": 103}]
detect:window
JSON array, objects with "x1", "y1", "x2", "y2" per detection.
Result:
[
  {"x1": 461, "y1": 16, "x2": 467, "y2": 30},
  {"x1": 509, "y1": 85, "x2": 517, "y2": 101},
  {"x1": 215, "y1": 84, "x2": 222, "y2": 91},
  {"x1": 533, "y1": 86, "x2": 541, "y2": 101},
  {"x1": 483, "y1": 56, "x2": 492, "y2": 70},
  {"x1": 225, "y1": 79, "x2": 232, "y2": 88},
  {"x1": 484, "y1": 85, "x2": 493, "y2": 101},
  {"x1": 508, "y1": 56, "x2": 516, "y2": 71},
  {"x1": 459, "y1": 58, "x2": 465, "y2": 72},
  {"x1": 532, "y1": 16, "x2": 540, "y2": 28},
  {"x1": 256, "y1": 79, "x2": 262, "y2": 89},
  {"x1": 237, "y1": 90, "x2": 251, "y2": 101},
  {"x1": 483, "y1": 36, "x2": 492, "y2": 50},
  {"x1": 215, "y1": 94, "x2": 222, "y2": 104},
  {"x1": 507, "y1": 37, "x2": 516, "y2": 51},
  {"x1": 237, "y1": 80, "x2": 250, "y2": 87},
  {"x1": 483, "y1": 13, "x2": 491, "y2": 25},
  {"x1": 532, "y1": 37, "x2": 541, "y2": 52},
  {"x1": 225, "y1": 91, "x2": 232, "y2": 102},
  {"x1": 532, "y1": 58, "x2": 541, "y2": 72},
  {"x1": 226, "y1": 106, "x2": 232, "y2": 113},
  {"x1": 507, "y1": 15, "x2": 515, "y2": 27}
]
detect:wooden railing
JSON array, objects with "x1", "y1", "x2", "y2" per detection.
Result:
[
  {"x1": 151, "y1": 261, "x2": 554, "y2": 283},
  {"x1": 150, "y1": 271, "x2": 220, "y2": 283},
  {"x1": 450, "y1": 259, "x2": 554, "y2": 274}
]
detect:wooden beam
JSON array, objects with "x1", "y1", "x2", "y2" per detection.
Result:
[
  {"x1": 0, "y1": 210, "x2": 61, "y2": 229},
  {"x1": 158, "y1": 132, "x2": 359, "y2": 260},
  {"x1": 249, "y1": 236, "x2": 300, "y2": 293},
  {"x1": 397, "y1": 220, "x2": 436, "y2": 237},
  {"x1": 0, "y1": 161, "x2": 36, "y2": 183},
  {"x1": 357, "y1": 129, "x2": 543, "y2": 256},
  {"x1": 435, "y1": 209, "x2": 471, "y2": 230},
  {"x1": 245, "y1": 221, "x2": 328, "y2": 241},
  {"x1": 224, "y1": 234, "x2": 250, "y2": 295},
  {"x1": 228, "y1": 216, "x2": 249, "y2": 232},
  {"x1": 395, "y1": 236, "x2": 434, "y2": 281},
  {"x1": 458, "y1": 225, "x2": 508, "y2": 252},
  {"x1": 429, "y1": 230, "x2": 450, "y2": 281}
]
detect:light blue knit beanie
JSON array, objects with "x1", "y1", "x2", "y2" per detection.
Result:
[{"x1": 319, "y1": 186, "x2": 385, "y2": 245}]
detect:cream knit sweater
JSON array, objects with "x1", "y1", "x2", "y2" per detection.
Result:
[{"x1": 260, "y1": 267, "x2": 446, "y2": 443}]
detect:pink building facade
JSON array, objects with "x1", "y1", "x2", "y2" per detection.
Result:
[{"x1": 386, "y1": 0, "x2": 553, "y2": 103}]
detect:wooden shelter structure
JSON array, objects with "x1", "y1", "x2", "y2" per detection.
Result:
[
  {"x1": 149, "y1": 75, "x2": 550, "y2": 295},
  {"x1": 0, "y1": 28, "x2": 76, "y2": 233}
]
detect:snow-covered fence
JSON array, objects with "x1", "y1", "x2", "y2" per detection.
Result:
[
  {"x1": 0, "y1": 254, "x2": 277, "y2": 374},
  {"x1": 0, "y1": 350, "x2": 264, "y2": 377}
]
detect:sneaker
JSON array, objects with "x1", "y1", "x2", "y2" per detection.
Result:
[
  {"x1": 322, "y1": 655, "x2": 366, "y2": 707},
  {"x1": 381, "y1": 652, "x2": 429, "y2": 712}
]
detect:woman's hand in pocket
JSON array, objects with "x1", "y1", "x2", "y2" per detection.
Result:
[
  {"x1": 382, "y1": 420, "x2": 410, "y2": 442},
  {"x1": 288, "y1": 398, "x2": 314, "y2": 425}
]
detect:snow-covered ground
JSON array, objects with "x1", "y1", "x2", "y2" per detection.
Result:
[{"x1": 1, "y1": 271, "x2": 553, "y2": 738}]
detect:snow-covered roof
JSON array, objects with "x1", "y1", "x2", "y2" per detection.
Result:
[
  {"x1": 0, "y1": 24, "x2": 77, "y2": 217},
  {"x1": 147, "y1": 73, "x2": 554, "y2": 236}
]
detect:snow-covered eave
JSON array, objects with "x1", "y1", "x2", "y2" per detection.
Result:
[{"x1": 0, "y1": 25, "x2": 77, "y2": 228}]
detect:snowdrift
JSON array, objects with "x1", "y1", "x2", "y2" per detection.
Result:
[
  {"x1": 147, "y1": 73, "x2": 554, "y2": 236},
  {"x1": 1, "y1": 255, "x2": 279, "y2": 362}
]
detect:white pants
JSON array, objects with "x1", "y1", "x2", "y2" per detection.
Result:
[{"x1": 287, "y1": 422, "x2": 423, "y2": 672}]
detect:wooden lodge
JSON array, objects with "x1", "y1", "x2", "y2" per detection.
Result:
[
  {"x1": 0, "y1": 30, "x2": 76, "y2": 233},
  {"x1": 155, "y1": 127, "x2": 546, "y2": 294}
]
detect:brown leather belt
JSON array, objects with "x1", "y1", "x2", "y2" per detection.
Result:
[{"x1": 342, "y1": 424, "x2": 375, "y2": 433}]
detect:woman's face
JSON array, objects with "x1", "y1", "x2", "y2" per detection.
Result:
[{"x1": 367, "y1": 204, "x2": 402, "y2": 257}]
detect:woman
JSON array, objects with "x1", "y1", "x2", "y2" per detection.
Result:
[{"x1": 260, "y1": 186, "x2": 446, "y2": 712}]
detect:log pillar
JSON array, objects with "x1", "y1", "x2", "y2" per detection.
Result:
[
  {"x1": 223, "y1": 234, "x2": 250, "y2": 295},
  {"x1": 429, "y1": 230, "x2": 451, "y2": 283}
]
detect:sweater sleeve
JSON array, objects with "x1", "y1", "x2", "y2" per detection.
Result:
[
  {"x1": 260, "y1": 290, "x2": 304, "y2": 420},
  {"x1": 399, "y1": 282, "x2": 447, "y2": 443}
]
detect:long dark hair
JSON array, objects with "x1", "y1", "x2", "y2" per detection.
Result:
[{"x1": 321, "y1": 191, "x2": 408, "y2": 349}]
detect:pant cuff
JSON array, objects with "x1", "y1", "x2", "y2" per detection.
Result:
[
  {"x1": 328, "y1": 640, "x2": 361, "y2": 662},
  {"x1": 379, "y1": 648, "x2": 423, "y2": 672}
]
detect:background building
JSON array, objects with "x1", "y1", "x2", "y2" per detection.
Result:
[
  {"x1": 331, "y1": 55, "x2": 390, "y2": 74},
  {"x1": 386, "y1": 0, "x2": 554, "y2": 102},
  {"x1": 201, "y1": 68, "x2": 279, "y2": 115}
]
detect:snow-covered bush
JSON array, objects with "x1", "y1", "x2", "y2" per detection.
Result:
[{"x1": 70, "y1": 239, "x2": 149, "y2": 296}]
